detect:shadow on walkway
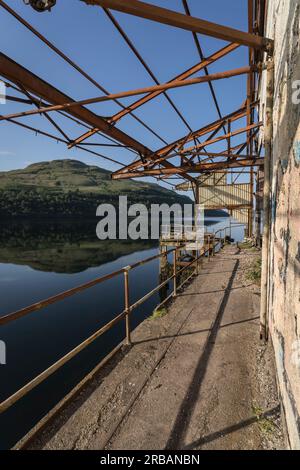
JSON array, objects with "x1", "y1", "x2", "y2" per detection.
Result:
[
  {"x1": 165, "y1": 260, "x2": 239, "y2": 450},
  {"x1": 183, "y1": 406, "x2": 280, "y2": 449},
  {"x1": 178, "y1": 283, "x2": 255, "y2": 296},
  {"x1": 133, "y1": 315, "x2": 259, "y2": 346}
]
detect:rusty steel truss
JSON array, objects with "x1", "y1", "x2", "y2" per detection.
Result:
[{"x1": 0, "y1": 0, "x2": 270, "y2": 200}]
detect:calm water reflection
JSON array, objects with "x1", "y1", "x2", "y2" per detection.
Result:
[{"x1": 0, "y1": 217, "x2": 244, "y2": 449}]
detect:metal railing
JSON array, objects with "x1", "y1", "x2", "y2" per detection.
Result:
[
  {"x1": 160, "y1": 224, "x2": 204, "y2": 241},
  {"x1": 160, "y1": 223, "x2": 243, "y2": 243},
  {"x1": 0, "y1": 224, "x2": 243, "y2": 414}
]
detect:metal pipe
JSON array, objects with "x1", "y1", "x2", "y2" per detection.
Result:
[
  {"x1": 181, "y1": 0, "x2": 227, "y2": 136},
  {"x1": 154, "y1": 102, "x2": 259, "y2": 157},
  {"x1": 182, "y1": 122, "x2": 262, "y2": 154},
  {"x1": 0, "y1": 66, "x2": 253, "y2": 122},
  {"x1": 124, "y1": 268, "x2": 131, "y2": 345},
  {"x1": 0, "y1": 0, "x2": 168, "y2": 146},
  {"x1": 110, "y1": 42, "x2": 239, "y2": 125},
  {"x1": 112, "y1": 157, "x2": 265, "y2": 178},
  {"x1": 0, "y1": 52, "x2": 152, "y2": 157},
  {"x1": 113, "y1": 103, "x2": 258, "y2": 177},
  {"x1": 260, "y1": 58, "x2": 274, "y2": 341},
  {"x1": 0, "y1": 307, "x2": 128, "y2": 414},
  {"x1": 255, "y1": 170, "x2": 263, "y2": 247},
  {"x1": 0, "y1": 245, "x2": 178, "y2": 326},
  {"x1": 247, "y1": 0, "x2": 254, "y2": 239},
  {"x1": 82, "y1": 0, "x2": 272, "y2": 50},
  {"x1": 173, "y1": 249, "x2": 177, "y2": 297},
  {"x1": 104, "y1": 8, "x2": 194, "y2": 135}
]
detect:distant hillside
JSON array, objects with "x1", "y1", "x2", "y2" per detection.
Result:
[
  {"x1": 0, "y1": 160, "x2": 193, "y2": 217},
  {"x1": 0, "y1": 159, "x2": 184, "y2": 195}
]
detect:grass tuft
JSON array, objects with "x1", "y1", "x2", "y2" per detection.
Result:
[
  {"x1": 151, "y1": 307, "x2": 168, "y2": 320},
  {"x1": 252, "y1": 403, "x2": 276, "y2": 435},
  {"x1": 246, "y1": 257, "x2": 262, "y2": 283},
  {"x1": 239, "y1": 241, "x2": 254, "y2": 249}
]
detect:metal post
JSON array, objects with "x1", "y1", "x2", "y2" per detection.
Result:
[
  {"x1": 124, "y1": 268, "x2": 131, "y2": 345},
  {"x1": 208, "y1": 235, "x2": 211, "y2": 260},
  {"x1": 248, "y1": 0, "x2": 254, "y2": 240},
  {"x1": 173, "y1": 248, "x2": 177, "y2": 297},
  {"x1": 256, "y1": 170, "x2": 262, "y2": 247},
  {"x1": 260, "y1": 58, "x2": 274, "y2": 342}
]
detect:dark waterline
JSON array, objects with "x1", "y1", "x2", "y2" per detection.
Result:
[{"x1": 0, "y1": 218, "x2": 244, "y2": 449}]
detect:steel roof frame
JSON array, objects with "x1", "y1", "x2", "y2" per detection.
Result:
[{"x1": 0, "y1": 0, "x2": 271, "y2": 184}]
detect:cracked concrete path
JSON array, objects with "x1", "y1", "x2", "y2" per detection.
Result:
[
  {"x1": 23, "y1": 246, "x2": 283, "y2": 450},
  {"x1": 106, "y1": 248, "x2": 261, "y2": 451}
]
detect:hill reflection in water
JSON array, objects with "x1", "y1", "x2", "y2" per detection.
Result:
[{"x1": 0, "y1": 219, "x2": 157, "y2": 273}]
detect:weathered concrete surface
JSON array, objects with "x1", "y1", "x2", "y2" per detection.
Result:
[
  {"x1": 259, "y1": 0, "x2": 300, "y2": 449},
  {"x1": 22, "y1": 246, "x2": 284, "y2": 450}
]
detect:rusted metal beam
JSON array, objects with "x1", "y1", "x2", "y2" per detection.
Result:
[
  {"x1": 4, "y1": 95, "x2": 32, "y2": 104},
  {"x1": 69, "y1": 42, "x2": 239, "y2": 148},
  {"x1": 247, "y1": 0, "x2": 255, "y2": 237},
  {"x1": 0, "y1": 52, "x2": 152, "y2": 156},
  {"x1": 182, "y1": 122, "x2": 263, "y2": 155},
  {"x1": 110, "y1": 43, "x2": 239, "y2": 124},
  {"x1": 19, "y1": 84, "x2": 71, "y2": 142},
  {"x1": 104, "y1": 8, "x2": 194, "y2": 133},
  {"x1": 155, "y1": 103, "x2": 258, "y2": 156},
  {"x1": 82, "y1": 0, "x2": 272, "y2": 50},
  {"x1": 260, "y1": 59, "x2": 274, "y2": 342},
  {"x1": 181, "y1": 152, "x2": 253, "y2": 159},
  {"x1": 3, "y1": 117, "x2": 68, "y2": 145},
  {"x1": 4, "y1": 71, "x2": 192, "y2": 185},
  {"x1": 113, "y1": 103, "x2": 257, "y2": 177},
  {"x1": 3, "y1": 117, "x2": 127, "y2": 167},
  {"x1": 112, "y1": 157, "x2": 265, "y2": 179},
  {"x1": 0, "y1": 0, "x2": 168, "y2": 146},
  {"x1": 142, "y1": 140, "x2": 248, "y2": 172},
  {"x1": 181, "y1": 0, "x2": 227, "y2": 136},
  {"x1": 68, "y1": 127, "x2": 101, "y2": 149},
  {"x1": 5, "y1": 82, "x2": 144, "y2": 162},
  {"x1": 0, "y1": 66, "x2": 253, "y2": 122}
]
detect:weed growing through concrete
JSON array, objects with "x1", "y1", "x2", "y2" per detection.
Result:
[
  {"x1": 151, "y1": 307, "x2": 168, "y2": 320},
  {"x1": 252, "y1": 403, "x2": 276, "y2": 435},
  {"x1": 246, "y1": 257, "x2": 262, "y2": 283}
]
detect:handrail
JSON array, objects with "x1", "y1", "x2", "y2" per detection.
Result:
[
  {"x1": 0, "y1": 224, "x2": 242, "y2": 414},
  {"x1": 0, "y1": 246, "x2": 179, "y2": 327}
]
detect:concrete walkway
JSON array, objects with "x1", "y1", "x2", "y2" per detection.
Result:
[{"x1": 23, "y1": 246, "x2": 283, "y2": 450}]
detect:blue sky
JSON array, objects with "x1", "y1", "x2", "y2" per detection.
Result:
[{"x1": 0, "y1": 0, "x2": 250, "y2": 188}]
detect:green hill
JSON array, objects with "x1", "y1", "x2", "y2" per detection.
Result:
[
  {"x1": 0, "y1": 159, "x2": 181, "y2": 195},
  {"x1": 0, "y1": 159, "x2": 192, "y2": 217}
]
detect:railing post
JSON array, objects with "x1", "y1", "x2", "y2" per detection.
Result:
[
  {"x1": 260, "y1": 58, "x2": 274, "y2": 342},
  {"x1": 208, "y1": 235, "x2": 211, "y2": 260},
  {"x1": 173, "y1": 248, "x2": 177, "y2": 297},
  {"x1": 124, "y1": 267, "x2": 131, "y2": 345}
]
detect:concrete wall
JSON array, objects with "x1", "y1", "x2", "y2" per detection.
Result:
[{"x1": 260, "y1": 0, "x2": 300, "y2": 449}]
